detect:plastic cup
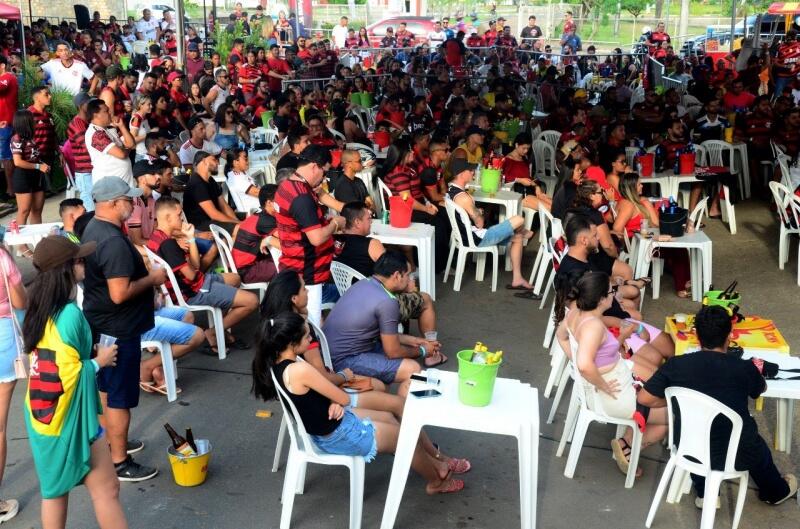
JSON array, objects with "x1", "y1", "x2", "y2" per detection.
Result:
[
  {"x1": 424, "y1": 331, "x2": 438, "y2": 341},
  {"x1": 99, "y1": 334, "x2": 117, "y2": 348},
  {"x1": 426, "y1": 368, "x2": 441, "y2": 386}
]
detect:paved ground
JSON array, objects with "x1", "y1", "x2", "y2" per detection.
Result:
[{"x1": 0, "y1": 198, "x2": 798, "y2": 528}]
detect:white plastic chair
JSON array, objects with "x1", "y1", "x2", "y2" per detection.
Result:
[
  {"x1": 345, "y1": 142, "x2": 377, "y2": 163},
  {"x1": 537, "y1": 236, "x2": 567, "y2": 310},
  {"x1": 144, "y1": 248, "x2": 227, "y2": 360},
  {"x1": 536, "y1": 130, "x2": 561, "y2": 151},
  {"x1": 376, "y1": 178, "x2": 392, "y2": 214},
  {"x1": 702, "y1": 140, "x2": 745, "y2": 200},
  {"x1": 769, "y1": 181, "x2": 800, "y2": 284},
  {"x1": 328, "y1": 128, "x2": 346, "y2": 143},
  {"x1": 59, "y1": 149, "x2": 79, "y2": 200},
  {"x1": 140, "y1": 340, "x2": 179, "y2": 402},
  {"x1": 209, "y1": 224, "x2": 268, "y2": 301},
  {"x1": 625, "y1": 146, "x2": 640, "y2": 168},
  {"x1": 531, "y1": 139, "x2": 557, "y2": 193},
  {"x1": 646, "y1": 387, "x2": 749, "y2": 529},
  {"x1": 270, "y1": 369, "x2": 365, "y2": 529},
  {"x1": 443, "y1": 196, "x2": 499, "y2": 292},
  {"x1": 330, "y1": 261, "x2": 366, "y2": 296}
]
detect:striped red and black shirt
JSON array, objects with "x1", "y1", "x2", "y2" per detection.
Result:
[
  {"x1": 28, "y1": 105, "x2": 56, "y2": 162},
  {"x1": 66, "y1": 116, "x2": 92, "y2": 173},
  {"x1": 239, "y1": 63, "x2": 262, "y2": 95},
  {"x1": 275, "y1": 178, "x2": 333, "y2": 285},
  {"x1": 10, "y1": 134, "x2": 41, "y2": 163},
  {"x1": 384, "y1": 165, "x2": 424, "y2": 202}
]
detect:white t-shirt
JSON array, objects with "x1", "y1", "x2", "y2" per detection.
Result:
[
  {"x1": 136, "y1": 18, "x2": 159, "y2": 41},
  {"x1": 41, "y1": 59, "x2": 94, "y2": 96},
  {"x1": 332, "y1": 25, "x2": 349, "y2": 49},
  {"x1": 179, "y1": 139, "x2": 222, "y2": 166},
  {"x1": 85, "y1": 123, "x2": 134, "y2": 185},
  {"x1": 227, "y1": 170, "x2": 260, "y2": 211},
  {"x1": 427, "y1": 30, "x2": 446, "y2": 46}
]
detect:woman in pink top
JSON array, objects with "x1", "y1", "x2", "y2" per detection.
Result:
[
  {"x1": 555, "y1": 271, "x2": 667, "y2": 479},
  {"x1": 0, "y1": 246, "x2": 26, "y2": 522}
]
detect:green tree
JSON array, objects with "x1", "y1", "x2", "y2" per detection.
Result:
[{"x1": 621, "y1": 0, "x2": 648, "y2": 42}]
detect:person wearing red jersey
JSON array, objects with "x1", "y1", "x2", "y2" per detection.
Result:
[
  {"x1": 239, "y1": 49, "x2": 262, "y2": 98},
  {"x1": 274, "y1": 145, "x2": 345, "y2": 326},
  {"x1": 167, "y1": 71, "x2": 191, "y2": 132},
  {"x1": 231, "y1": 185, "x2": 279, "y2": 283},
  {"x1": 444, "y1": 31, "x2": 466, "y2": 67},
  {"x1": 66, "y1": 93, "x2": 95, "y2": 211},
  {"x1": 10, "y1": 109, "x2": 48, "y2": 226},
  {"x1": 0, "y1": 55, "x2": 18, "y2": 197},
  {"x1": 774, "y1": 31, "x2": 800, "y2": 96},
  {"x1": 466, "y1": 31, "x2": 483, "y2": 47},
  {"x1": 647, "y1": 22, "x2": 670, "y2": 60},
  {"x1": 266, "y1": 44, "x2": 293, "y2": 99},
  {"x1": 395, "y1": 22, "x2": 415, "y2": 48},
  {"x1": 27, "y1": 86, "x2": 56, "y2": 184},
  {"x1": 562, "y1": 11, "x2": 576, "y2": 37},
  {"x1": 99, "y1": 65, "x2": 125, "y2": 121}
]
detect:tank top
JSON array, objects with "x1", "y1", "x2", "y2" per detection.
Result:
[
  {"x1": 273, "y1": 359, "x2": 341, "y2": 436},
  {"x1": 455, "y1": 143, "x2": 483, "y2": 164},
  {"x1": 333, "y1": 233, "x2": 374, "y2": 278},
  {"x1": 446, "y1": 184, "x2": 483, "y2": 245},
  {"x1": 211, "y1": 85, "x2": 230, "y2": 113},
  {"x1": 567, "y1": 314, "x2": 620, "y2": 369}
]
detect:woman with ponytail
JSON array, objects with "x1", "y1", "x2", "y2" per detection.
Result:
[
  {"x1": 553, "y1": 270, "x2": 667, "y2": 479},
  {"x1": 252, "y1": 311, "x2": 469, "y2": 494}
]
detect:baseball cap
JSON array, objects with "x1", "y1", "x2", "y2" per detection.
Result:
[
  {"x1": 193, "y1": 150, "x2": 218, "y2": 166},
  {"x1": 167, "y1": 71, "x2": 184, "y2": 83},
  {"x1": 585, "y1": 166, "x2": 610, "y2": 190},
  {"x1": 187, "y1": 42, "x2": 199, "y2": 51},
  {"x1": 132, "y1": 160, "x2": 158, "y2": 179},
  {"x1": 105, "y1": 64, "x2": 124, "y2": 79},
  {"x1": 73, "y1": 92, "x2": 92, "y2": 108},
  {"x1": 451, "y1": 159, "x2": 478, "y2": 177},
  {"x1": 91, "y1": 176, "x2": 143, "y2": 202},
  {"x1": 32, "y1": 235, "x2": 96, "y2": 272},
  {"x1": 465, "y1": 125, "x2": 486, "y2": 138}
]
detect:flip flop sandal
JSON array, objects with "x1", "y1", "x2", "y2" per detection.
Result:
[
  {"x1": 505, "y1": 284, "x2": 534, "y2": 291},
  {"x1": 428, "y1": 477, "x2": 465, "y2": 495},
  {"x1": 514, "y1": 290, "x2": 543, "y2": 300},
  {"x1": 447, "y1": 458, "x2": 472, "y2": 474},
  {"x1": 633, "y1": 277, "x2": 652, "y2": 286},
  {"x1": 149, "y1": 384, "x2": 183, "y2": 396},
  {"x1": 139, "y1": 381, "x2": 156, "y2": 393},
  {"x1": 424, "y1": 352, "x2": 448, "y2": 368}
]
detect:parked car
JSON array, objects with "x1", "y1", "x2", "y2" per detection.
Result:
[{"x1": 366, "y1": 16, "x2": 435, "y2": 47}]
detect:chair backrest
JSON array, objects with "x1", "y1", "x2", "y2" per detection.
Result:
[
  {"x1": 769, "y1": 181, "x2": 800, "y2": 229},
  {"x1": 209, "y1": 224, "x2": 238, "y2": 273},
  {"x1": 777, "y1": 155, "x2": 792, "y2": 190},
  {"x1": 693, "y1": 144, "x2": 708, "y2": 166},
  {"x1": 376, "y1": 178, "x2": 392, "y2": 213},
  {"x1": 688, "y1": 197, "x2": 709, "y2": 229},
  {"x1": 330, "y1": 261, "x2": 366, "y2": 296},
  {"x1": 771, "y1": 139, "x2": 786, "y2": 159},
  {"x1": 538, "y1": 203, "x2": 554, "y2": 247},
  {"x1": 443, "y1": 196, "x2": 480, "y2": 248},
  {"x1": 347, "y1": 110, "x2": 367, "y2": 131},
  {"x1": 178, "y1": 130, "x2": 190, "y2": 145},
  {"x1": 143, "y1": 247, "x2": 189, "y2": 308},
  {"x1": 625, "y1": 146, "x2": 640, "y2": 168},
  {"x1": 345, "y1": 142, "x2": 378, "y2": 163},
  {"x1": 531, "y1": 139, "x2": 556, "y2": 178},
  {"x1": 270, "y1": 368, "x2": 323, "y2": 457},
  {"x1": 701, "y1": 140, "x2": 735, "y2": 172},
  {"x1": 664, "y1": 387, "x2": 743, "y2": 475},
  {"x1": 306, "y1": 318, "x2": 333, "y2": 370},
  {"x1": 536, "y1": 130, "x2": 561, "y2": 150},
  {"x1": 328, "y1": 128, "x2": 346, "y2": 142}
]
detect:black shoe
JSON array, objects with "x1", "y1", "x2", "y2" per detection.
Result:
[
  {"x1": 126, "y1": 439, "x2": 144, "y2": 454},
  {"x1": 513, "y1": 290, "x2": 543, "y2": 300},
  {"x1": 115, "y1": 456, "x2": 158, "y2": 482}
]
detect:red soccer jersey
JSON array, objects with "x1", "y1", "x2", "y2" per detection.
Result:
[
  {"x1": 239, "y1": 63, "x2": 262, "y2": 94},
  {"x1": 28, "y1": 105, "x2": 56, "y2": 163},
  {"x1": 66, "y1": 116, "x2": 92, "y2": 173},
  {"x1": 776, "y1": 42, "x2": 800, "y2": 78},
  {"x1": 267, "y1": 57, "x2": 290, "y2": 93},
  {"x1": 0, "y1": 72, "x2": 18, "y2": 124}
]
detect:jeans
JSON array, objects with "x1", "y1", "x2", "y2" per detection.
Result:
[{"x1": 75, "y1": 172, "x2": 94, "y2": 212}]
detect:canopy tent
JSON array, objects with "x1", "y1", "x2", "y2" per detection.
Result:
[
  {"x1": 0, "y1": 1, "x2": 20, "y2": 20},
  {"x1": 767, "y1": 2, "x2": 800, "y2": 15}
]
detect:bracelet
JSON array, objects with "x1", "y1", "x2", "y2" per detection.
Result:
[
  {"x1": 637, "y1": 323, "x2": 645, "y2": 334},
  {"x1": 187, "y1": 238, "x2": 196, "y2": 244},
  {"x1": 90, "y1": 359, "x2": 100, "y2": 373},
  {"x1": 336, "y1": 370, "x2": 349, "y2": 383},
  {"x1": 418, "y1": 345, "x2": 427, "y2": 359},
  {"x1": 35, "y1": 163, "x2": 40, "y2": 170}
]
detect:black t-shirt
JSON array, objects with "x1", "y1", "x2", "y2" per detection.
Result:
[
  {"x1": 82, "y1": 218, "x2": 154, "y2": 339},
  {"x1": 643, "y1": 351, "x2": 765, "y2": 468},
  {"x1": 183, "y1": 173, "x2": 222, "y2": 231},
  {"x1": 276, "y1": 151, "x2": 299, "y2": 171},
  {"x1": 333, "y1": 233, "x2": 374, "y2": 278},
  {"x1": 551, "y1": 180, "x2": 577, "y2": 221},
  {"x1": 331, "y1": 174, "x2": 369, "y2": 204},
  {"x1": 273, "y1": 114, "x2": 291, "y2": 134},
  {"x1": 557, "y1": 254, "x2": 629, "y2": 319}
]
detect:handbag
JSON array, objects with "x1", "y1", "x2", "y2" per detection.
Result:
[
  {"x1": 0, "y1": 254, "x2": 27, "y2": 379},
  {"x1": 658, "y1": 207, "x2": 688, "y2": 237}
]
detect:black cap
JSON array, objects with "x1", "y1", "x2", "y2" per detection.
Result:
[
  {"x1": 132, "y1": 160, "x2": 158, "y2": 179},
  {"x1": 193, "y1": 150, "x2": 218, "y2": 166},
  {"x1": 451, "y1": 159, "x2": 478, "y2": 176},
  {"x1": 465, "y1": 125, "x2": 486, "y2": 138}
]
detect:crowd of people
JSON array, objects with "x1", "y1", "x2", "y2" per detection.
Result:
[{"x1": 0, "y1": 5, "x2": 795, "y2": 527}]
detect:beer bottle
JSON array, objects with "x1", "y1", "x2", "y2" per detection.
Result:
[
  {"x1": 164, "y1": 423, "x2": 195, "y2": 456},
  {"x1": 185, "y1": 427, "x2": 198, "y2": 454}
]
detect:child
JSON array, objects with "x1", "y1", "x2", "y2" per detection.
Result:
[
  {"x1": 231, "y1": 185, "x2": 279, "y2": 283},
  {"x1": 58, "y1": 198, "x2": 86, "y2": 243}
]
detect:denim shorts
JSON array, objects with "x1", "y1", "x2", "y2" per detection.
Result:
[
  {"x1": 0, "y1": 318, "x2": 18, "y2": 383},
  {"x1": 311, "y1": 410, "x2": 377, "y2": 463},
  {"x1": 478, "y1": 219, "x2": 515, "y2": 247},
  {"x1": 188, "y1": 273, "x2": 237, "y2": 310},
  {"x1": 333, "y1": 342, "x2": 403, "y2": 385},
  {"x1": 0, "y1": 126, "x2": 12, "y2": 161},
  {"x1": 141, "y1": 307, "x2": 196, "y2": 345}
]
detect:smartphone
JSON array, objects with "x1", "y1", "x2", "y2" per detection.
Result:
[{"x1": 410, "y1": 389, "x2": 442, "y2": 399}]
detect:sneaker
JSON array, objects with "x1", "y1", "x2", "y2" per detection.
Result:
[
  {"x1": 766, "y1": 474, "x2": 798, "y2": 505},
  {"x1": 115, "y1": 456, "x2": 158, "y2": 482},
  {"x1": 694, "y1": 496, "x2": 721, "y2": 509},
  {"x1": 126, "y1": 439, "x2": 144, "y2": 454},
  {"x1": 0, "y1": 499, "x2": 18, "y2": 523}
]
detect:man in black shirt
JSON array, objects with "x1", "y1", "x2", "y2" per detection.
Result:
[
  {"x1": 639, "y1": 306, "x2": 797, "y2": 506},
  {"x1": 276, "y1": 127, "x2": 309, "y2": 171},
  {"x1": 82, "y1": 177, "x2": 167, "y2": 482},
  {"x1": 183, "y1": 151, "x2": 239, "y2": 232},
  {"x1": 330, "y1": 150, "x2": 374, "y2": 212}
]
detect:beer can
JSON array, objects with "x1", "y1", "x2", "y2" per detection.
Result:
[{"x1": 381, "y1": 210, "x2": 389, "y2": 224}]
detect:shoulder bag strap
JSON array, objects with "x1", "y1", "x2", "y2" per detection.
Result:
[{"x1": 0, "y1": 254, "x2": 24, "y2": 358}]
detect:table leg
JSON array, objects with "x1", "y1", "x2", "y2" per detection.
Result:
[
  {"x1": 703, "y1": 242, "x2": 713, "y2": 295},
  {"x1": 530, "y1": 389, "x2": 539, "y2": 529},
  {"x1": 518, "y1": 421, "x2": 532, "y2": 529},
  {"x1": 775, "y1": 399, "x2": 786, "y2": 452},
  {"x1": 379, "y1": 421, "x2": 422, "y2": 529},
  {"x1": 787, "y1": 400, "x2": 794, "y2": 455},
  {"x1": 418, "y1": 239, "x2": 435, "y2": 301},
  {"x1": 691, "y1": 249, "x2": 702, "y2": 303}
]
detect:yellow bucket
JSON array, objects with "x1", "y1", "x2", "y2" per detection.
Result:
[{"x1": 167, "y1": 440, "x2": 212, "y2": 487}]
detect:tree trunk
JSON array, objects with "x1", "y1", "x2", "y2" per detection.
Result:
[
  {"x1": 655, "y1": 0, "x2": 664, "y2": 18},
  {"x1": 614, "y1": 2, "x2": 621, "y2": 37}
]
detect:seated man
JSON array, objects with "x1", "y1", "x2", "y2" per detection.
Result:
[
  {"x1": 147, "y1": 196, "x2": 258, "y2": 351},
  {"x1": 183, "y1": 150, "x2": 240, "y2": 233},
  {"x1": 329, "y1": 150, "x2": 375, "y2": 211},
  {"x1": 58, "y1": 198, "x2": 86, "y2": 243},
  {"x1": 179, "y1": 116, "x2": 222, "y2": 169},
  {"x1": 231, "y1": 185, "x2": 280, "y2": 283},
  {"x1": 638, "y1": 306, "x2": 798, "y2": 507},
  {"x1": 323, "y1": 251, "x2": 445, "y2": 394},
  {"x1": 447, "y1": 159, "x2": 535, "y2": 291},
  {"x1": 275, "y1": 126, "x2": 309, "y2": 171},
  {"x1": 334, "y1": 201, "x2": 437, "y2": 333}
]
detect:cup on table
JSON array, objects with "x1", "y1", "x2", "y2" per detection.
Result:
[
  {"x1": 98, "y1": 334, "x2": 117, "y2": 348},
  {"x1": 425, "y1": 368, "x2": 441, "y2": 386}
]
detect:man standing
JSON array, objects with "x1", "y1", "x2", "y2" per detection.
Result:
[
  {"x1": 638, "y1": 306, "x2": 798, "y2": 507},
  {"x1": 42, "y1": 42, "x2": 97, "y2": 96},
  {"x1": 66, "y1": 93, "x2": 94, "y2": 210},
  {"x1": 266, "y1": 44, "x2": 293, "y2": 100},
  {"x1": 427, "y1": 21, "x2": 446, "y2": 48},
  {"x1": 0, "y1": 55, "x2": 18, "y2": 197},
  {"x1": 332, "y1": 16, "x2": 349, "y2": 49},
  {"x1": 82, "y1": 177, "x2": 167, "y2": 481},
  {"x1": 135, "y1": 9, "x2": 160, "y2": 42},
  {"x1": 521, "y1": 15, "x2": 543, "y2": 51},
  {"x1": 85, "y1": 99, "x2": 135, "y2": 186},
  {"x1": 185, "y1": 43, "x2": 205, "y2": 85},
  {"x1": 274, "y1": 145, "x2": 345, "y2": 325}
]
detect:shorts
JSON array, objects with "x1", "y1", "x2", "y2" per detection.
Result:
[
  {"x1": 624, "y1": 319, "x2": 663, "y2": 355},
  {"x1": 12, "y1": 168, "x2": 45, "y2": 194},
  {"x1": 310, "y1": 410, "x2": 378, "y2": 463},
  {"x1": 240, "y1": 258, "x2": 277, "y2": 284},
  {"x1": 398, "y1": 292, "x2": 425, "y2": 322},
  {"x1": 478, "y1": 219, "x2": 515, "y2": 247},
  {"x1": 141, "y1": 307, "x2": 196, "y2": 345},
  {"x1": 96, "y1": 337, "x2": 142, "y2": 409},
  {"x1": 333, "y1": 342, "x2": 403, "y2": 385},
  {"x1": 0, "y1": 126, "x2": 11, "y2": 161},
  {"x1": 188, "y1": 273, "x2": 237, "y2": 310},
  {"x1": 196, "y1": 237, "x2": 214, "y2": 255},
  {"x1": 590, "y1": 359, "x2": 636, "y2": 420},
  {"x1": 0, "y1": 317, "x2": 18, "y2": 383}
]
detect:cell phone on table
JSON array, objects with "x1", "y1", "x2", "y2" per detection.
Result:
[{"x1": 410, "y1": 389, "x2": 442, "y2": 399}]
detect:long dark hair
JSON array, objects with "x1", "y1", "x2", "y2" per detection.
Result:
[
  {"x1": 553, "y1": 269, "x2": 587, "y2": 326},
  {"x1": 224, "y1": 147, "x2": 248, "y2": 174},
  {"x1": 12, "y1": 109, "x2": 34, "y2": 141},
  {"x1": 251, "y1": 311, "x2": 308, "y2": 401},
  {"x1": 380, "y1": 137, "x2": 412, "y2": 180},
  {"x1": 259, "y1": 269, "x2": 302, "y2": 318},
  {"x1": 570, "y1": 180, "x2": 600, "y2": 209},
  {"x1": 22, "y1": 261, "x2": 76, "y2": 353}
]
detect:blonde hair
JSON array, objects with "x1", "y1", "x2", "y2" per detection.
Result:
[
  {"x1": 133, "y1": 94, "x2": 152, "y2": 113},
  {"x1": 619, "y1": 172, "x2": 649, "y2": 218},
  {"x1": 261, "y1": 17, "x2": 276, "y2": 39}
]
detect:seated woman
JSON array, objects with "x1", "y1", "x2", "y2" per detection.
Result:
[
  {"x1": 612, "y1": 173, "x2": 692, "y2": 298},
  {"x1": 252, "y1": 312, "x2": 469, "y2": 493},
  {"x1": 500, "y1": 132, "x2": 552, "y2": 212},
  {"x1": 210, "y1": 103, "x2": 249, "y2": 151},
  {"x1": 225, "y1": 147, "x2": 261, "y2": 212},
  {"x1": 554, "y1": 270, "x2": 668, "y2": 477}
]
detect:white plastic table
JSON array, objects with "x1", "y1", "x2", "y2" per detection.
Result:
[
  {"x1": 742, "y1": 351, "x2": 799, "y2": 454},
  {"x1": 4, "y1": 222, "x2": 62, "y2": 249},
  {"x1": 468, "y1": 188, "x2": 523, "y2": 221},
  {"x1": 633, "y1": 229, "x2": 712, "y2": 302},
  {"x1": 370, "y1": 220, "x2": 436, "y2": 300},
  {"x1": 379, "y1": 370, "x2": 539, "y2": 529}
]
